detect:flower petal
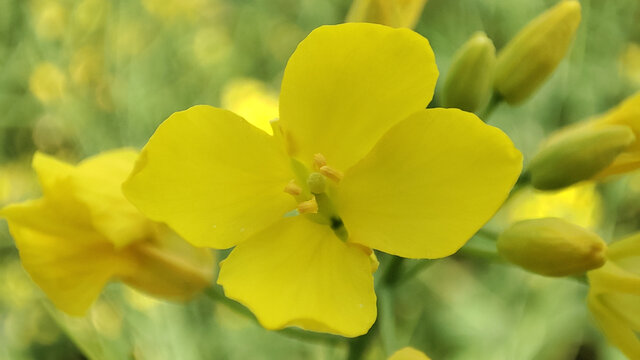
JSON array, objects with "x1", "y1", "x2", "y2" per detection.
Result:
[
  {"x1": 389, "y1": 347, "x2": 432, "y2": 360},
  {"x1": 123, "y1": 105, "x2": 296, "y2": 249},
  {"x1": 279, "y1": 23, "x2": 438, "y2": 171},
  {"x1": 336, "y1": 108, "x2": 522, "y2": 259},
  {"x1": 72, "y1": 149, "x2": 153, "y2": 248},
  {"x1": 588, "y1": 293, "x2": 640, "y2": 359},
  {"x1": 217, "y1": 216, "x2": 376, "y2": 337},
  {"x1": 2, "y1": 200, "x2": 129, "y2": 316}
]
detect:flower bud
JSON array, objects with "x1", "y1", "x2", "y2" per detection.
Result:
[
  {"x1": 497, "y1": 218, "x2": 607, "y2": 277},
  {"x1": 441, "y1": 32, "x2": 496, "y2": 112},
  {"x1": 494, "y1": 1, "x2": 581, "y2": 104},
  {"x1": 528, "y1": 125, "x2": 635, "y2": 190},
  {"x1": 346, "y1": 0, "x2": 428, "y2": 29}
]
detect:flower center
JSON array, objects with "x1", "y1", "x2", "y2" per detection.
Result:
[{"x1": 283, "y1": 153, "x2": 348, "y2": 240}]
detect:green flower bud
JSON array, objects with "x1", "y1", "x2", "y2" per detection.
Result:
[
  {"x1": 441, "y1": 32, "x2": 496, "y2": 112},
  {"x1": 528, "y1": 125, "x2": 635, "y2": 190},
  {"x1": 497, "y1": 218, "x2": 607, "y2": 277},
  {"x1": 494, "y1": 1, "x2": 581, "y2": 104}
]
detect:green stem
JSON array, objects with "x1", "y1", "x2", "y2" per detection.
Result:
[
  {"x1": 479, "y1": 92, "x2": 503, "y2": 122},
  {"x1": 396, "y1": 260, "x2": 435, "y2": 286},
  {"x1": 378, "y1": 287, "x2": 396, "y2": 356},
  {"x1": 347, "y1": 323, "x2": 377, "y2": 360}
]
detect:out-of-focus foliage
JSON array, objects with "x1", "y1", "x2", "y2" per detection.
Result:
[{"x1": 1, "y1": 0, "x2": 639, "y2": 359}]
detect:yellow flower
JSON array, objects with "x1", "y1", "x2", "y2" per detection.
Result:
[
  {"x1": 220, "y1": 78, "x2": 279, "y2": 135},
  {"x1": 123, "y1": 23, "x2": 522, "y2": 337},
  {"x1": 620, "y1": 42, "x2": 640, "y2": 86},
  {"x1": 389, "y1": 347, "x2": 431, "y2": 360},
  {"x1": 0, "y1": 150, "x2": 214, "y2": 316},
  {"x1": 346, "y1": 0, "x2": 428, "y2": 29},
  {"x1": 587, "y1": 233, "x2": 640, "y2": 359},
  {"x1": 29, "y1": 62, "x2": 67, "y2": 104},
  {"x1": 505, "y1": 183, "x2": 602, "y2": 229}
]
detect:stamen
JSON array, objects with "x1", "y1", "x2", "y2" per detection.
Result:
[
  {"x1": 313, "y1": 153, "x2": 327, "y2": 170},
  {"x1": 284, "y1": 180, "x2": 302, "y2": 196},
  {"x1": 297, "y1": 197, "x2": 318, "y2": 214},
  {"x1": 320, "y1": 165, "x2": 343, "y2": 183}
]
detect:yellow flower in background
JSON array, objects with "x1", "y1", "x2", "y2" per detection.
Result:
[
  {"x1": 192, "y1": 26, "x2": 232, "y2": 67},
  {"x1": 587, "y1": 233, "x2": 640, "y2": 359},
  {"x1": 69, "y1": 46, "x2": 104, "y2": 87},
  {"x1": 389, "y1": 347, "x2": 431, "y2": 360},
  {"x1": 29, "y1": 62, "x2": 67, "y2": 104},
  {"x1": 346, "y1": 0, "x2": 428, "y2": 29},
  {"x1": 620, "y1": 43, "x2": 640, "y2": 86},
  {"x1": 123, "y1": 23, "x2": 522, "y2": 336},
  {"x1": 221, "y1": 78, "x2": 279, "y2": 135},
  {"x1": 529, "y1": 92, "x2": 640, "y2": 190},
  {"x1": 0, "y1": 150, "x2": 214, "y2": 316},
  {"x1": 141, "y1": 0, "x2": 207, "y2": 22},
  {"x1": 31, "y1": 0, "x2": 68, "y2": 40},
  {"x1": 506, "y1": 184, "x2": 602, "y2": 229}
]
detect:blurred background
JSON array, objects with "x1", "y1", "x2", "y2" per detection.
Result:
[{"x1": 0, "y1": 0, "x2": 639, "y2": 359}]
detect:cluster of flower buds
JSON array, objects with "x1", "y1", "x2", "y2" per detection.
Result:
[{"x1": 442, "y1": 1, "x2": 581, "y2": 113}]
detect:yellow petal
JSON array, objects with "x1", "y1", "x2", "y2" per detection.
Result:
[
  {"x1": 597, "y1": 92, "x2": 640, "y2": 152},
  {"x1": 72, "y1": 149, "x2": 154, "y2": 248},
  {"x1": 588, "y1": 294, "x2": 640, "y2": 359},
  {"x1": 389, "y1": 347, "x2": 432, "y2": 360},
  {"x1": 337, "y1": 108, "x2": 522, "y2": 259},
  {"x1": 2, "y1": 200, "x2": 129, "y2": 316},
  {"x1": 123, "y1": 105, "x2": 295, "y2": 248},
  {"x1": 594, "y1": 151, "x2": 640, "y2": 179},
  {"x1": 217, "y1": 216, "x2": 376, "y2": 337},
  {"x1": 279, "y1": 23, "x2": 438, "y2": 172}
]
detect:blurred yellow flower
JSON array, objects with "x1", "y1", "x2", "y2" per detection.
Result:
[
  {"x1": 620, "y1": 43, "x2": 640, "y2": 86},
  {"x1": 506, "y1": 184, "x2": 602, "y2": 229},
  {"x1": 29, "y1": 62, "x2": 67, "y2": 104},
  {"x1": 124, "y1": 23, "x2": 522, "y2": 337},
  {"x1": 71, "y1": 0, "x2": 109, "y2": 34},
  {"x1": 221, "y1": 78, "x2": 279, "y2": 135},
  {"x1": 0, "y1": 163, "x2": 37, "y2": 205},
  {"x1": 192, "y1": 26, "x2": 231, "y2": 66},
  {"x1": 0, "y1": 150, "x2": 214, "y2": 316},
  {"x1": 141, "y1": 0, "x2": 207, "y2": 22},
  {"x1": 69, "y1": 46, "x2": 104, "y2": 87},
  {"x1": 389, "y1": 347, "x2": 431, "y2": 360},
  {"x1": 587, "y1": 233, "x2": 640, "y2": 359},
  {"x1": 346, "y1": 0, "x2": 428, "y2": 29},
  {"x1": 89, "y1": 300, "x2": 123, "y2": 339},
  {"x1": 108, "y1": 20, "x2": 149, "y2": 60},
  {"x1": 31, "y1": 0, "x2": 68, "y2": 40}
]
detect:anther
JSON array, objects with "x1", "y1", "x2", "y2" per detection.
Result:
[
  {"x1": 284, "y1": 180, "x2": 302, "y2": 196},
  {"x1": 320, "y1": 165, "x2": 343, "y2": 183},
  {"x1": 297, "y1": 197, "x2": 318, "y2": 214},
  {"x1": 313, "y1": 153, "x2": 327, "y2": 170}
]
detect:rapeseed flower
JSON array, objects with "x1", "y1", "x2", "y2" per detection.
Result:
[
  {"x1": 587, "y1": 233, "x2": 640, "y2": 359},
  {"x1": 123, "y1": 23, "x2": 522, "y2": 336},
  {"x1": 0, "y1": 150, "x2": 214, "y2": 316},
  {"x1": 389, "y1": 347, "x2": 431, "y2": 360}
]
